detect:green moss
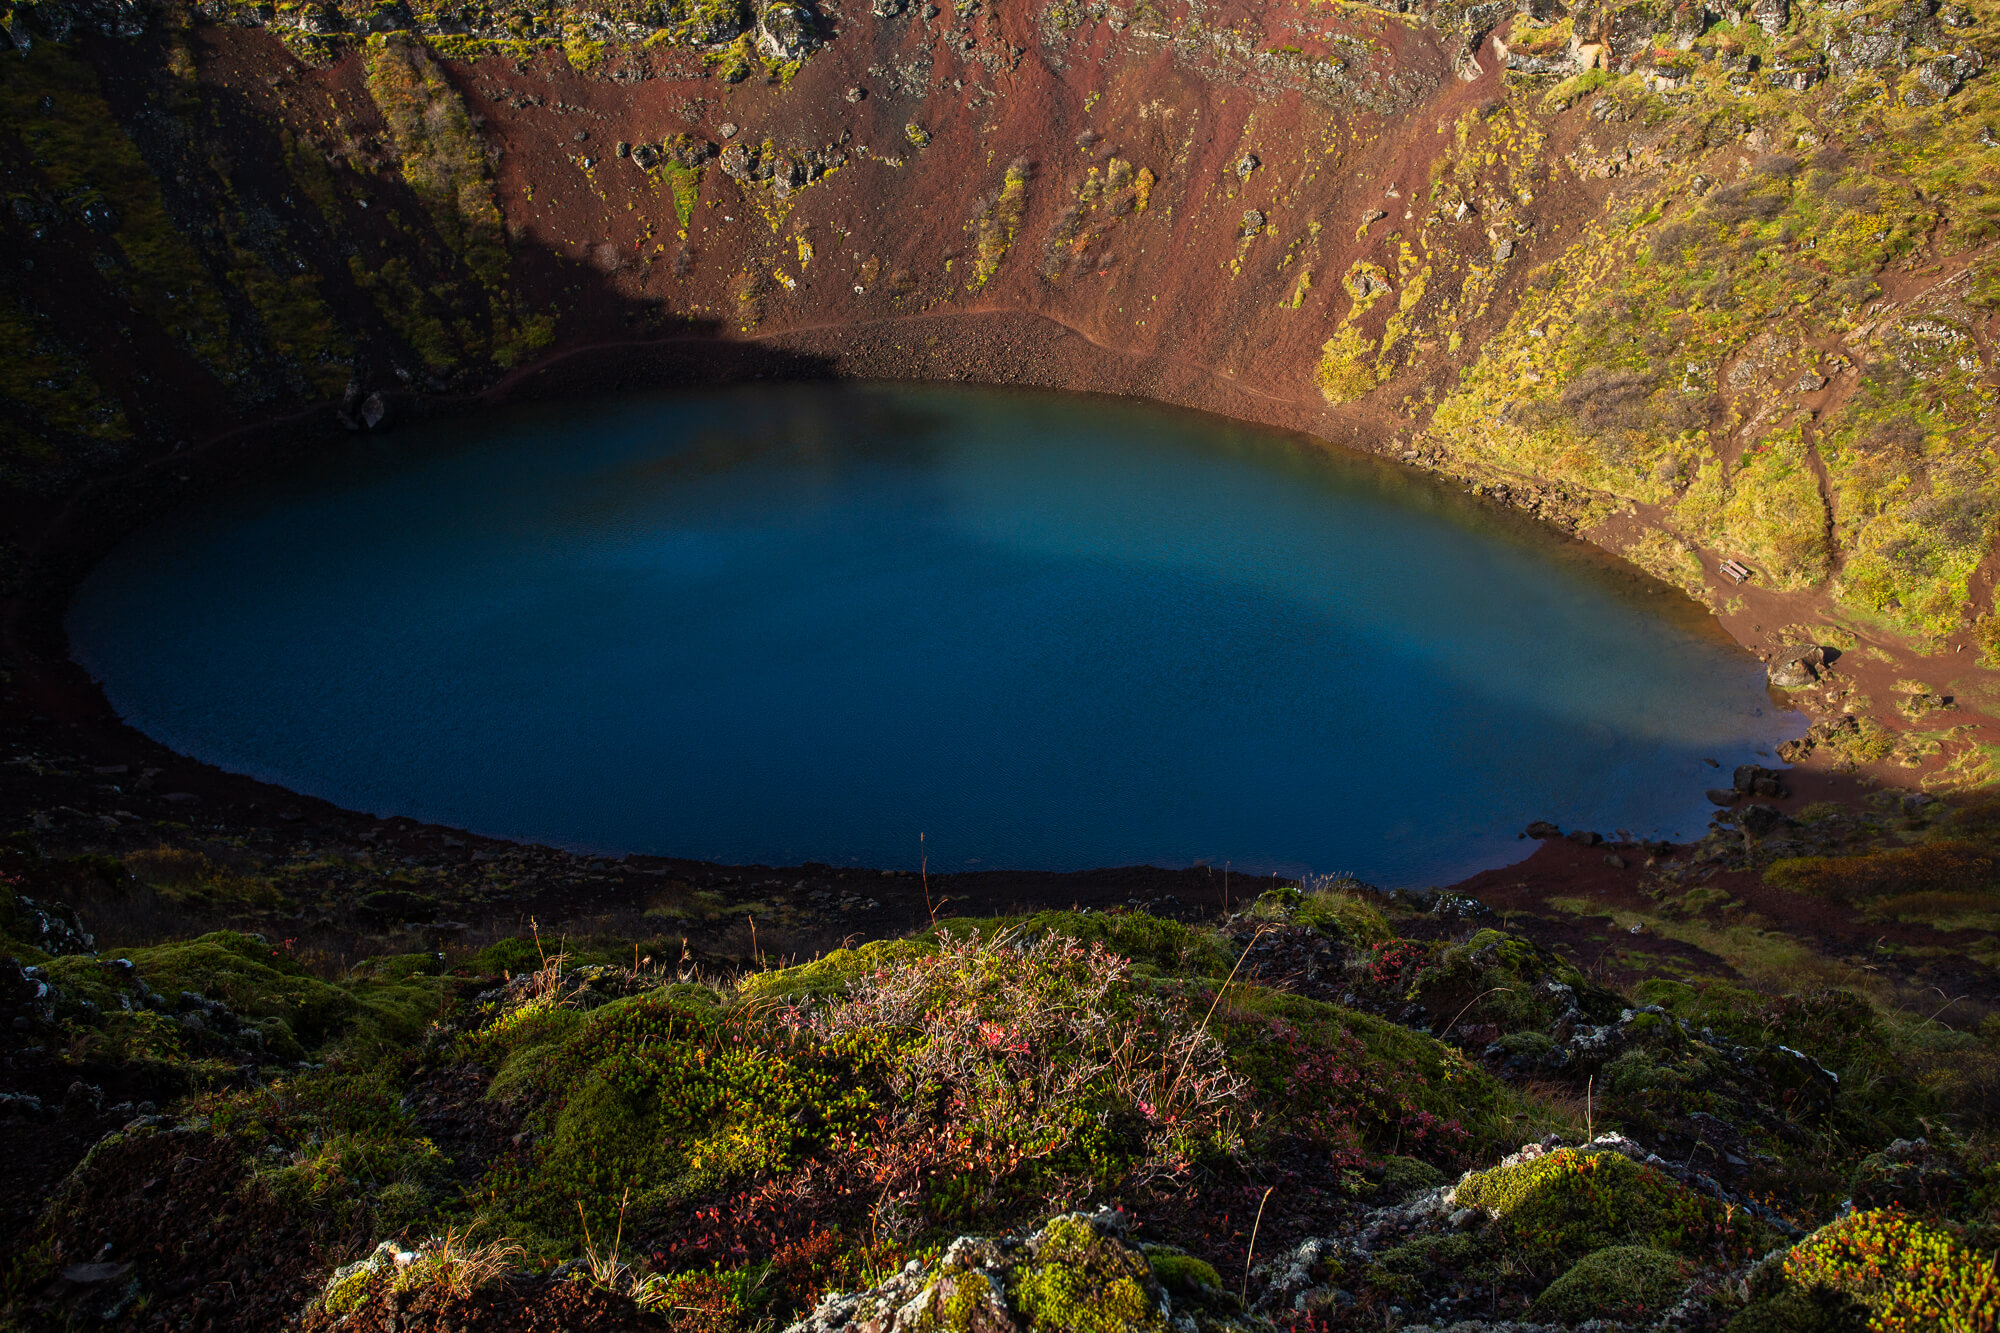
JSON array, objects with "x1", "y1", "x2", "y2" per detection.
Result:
[
  {"x1": 1453, "y1": 1148, "x2": 1769, "y2": 1273},
  {"x1": 1142, "y1": 1248, "x2": 1221, "y2": 1295},
  {"x1": 1374, "y1": 1230, "x2": 1480, "y2": 1277},
  {"x1": 736, "y1": 937, "x2": 932, "y2": 999},
  {"x1": 1724, "y1": 1285, "x2": 1871, "y2": 1333},
  {"x1": 474, "y1": 935, "x2": 548, "y2": 977},
  {"x1": 1531, "y1": 1245, "x2": 1688, "y2": 1324},
  {"x1": 1544, "y1": 67, "x2": 1611, "y2": 109},
  {"x1": 474, "y1": 988, "x2": 875, "y2": 1232},
  {"x1": 125, "y1": 847, "x2": 281, "y2": 908},
  {"x1": 1376, "y1": 1154, "x2": 1447, "y2": 1201},
  {"x1": 320, "y1": 1258, "x2": 383, "y2": 1317},
  {"x1": 988, "y1": 910, "x2": 1235, "y2": 977},
  {"x1": 662, "y1": 163, "x2": 702, "y2": 230},
  {"x1": 115, "y1": 933, "x2": 357, "y2": 1046},
  {"x1": 1216, "y1": 987, "x2": 1524, "y2": 1158},
  {"x1": 1010, "y1": 1215, "x2": 1165, "y2": 1333},
  {"x1": 1247, "y1": 883, "x2": 1392, "y2": 945},
  {"x1": 710, "y1": 32, "x2": 757, "y2": 81}
]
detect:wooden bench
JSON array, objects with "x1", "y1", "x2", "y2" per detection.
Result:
[{"x1": 1720, "y1": 559, "x2": 1753, "y2": 584}]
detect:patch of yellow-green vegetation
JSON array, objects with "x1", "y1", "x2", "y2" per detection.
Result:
[
  {"x1": 469, "y1": 984, "x2": 874, "y2": 1233},
  {"x1": 1286, "y1": 267, "x2": 1314, "y2": 309},
  {"x1": 1764, "y1": 822, "x2": 2000, "y2": 922},
  {"x1": 1142, "y1": 1248, "x2": 1221, "y2": 1296},
  {"x1": 248, "y1": 1068, "x2": 450, "y2": 1230},
  {"x1": 1214, "y1": 985, "x2": 1525, "y2": 1159},
  {"x1": 1424, "y1": 201, "x2": 1713, "y2": 508},
  {"x1": 1677, "y1": 424, "x2": 1830, "y2": 590},
  {"x1": 37, "y1": 929, "x2": 444, "y2": 1080},
  {"x1": 0, "y1": 45, "x2": 230, "y2": 365},
  {"x1": 0, "y1": 297, "x2": 127, "y2": 474},
  {"x1": 1042, "y1": 157, "x2": 1156, "y2": 281},
  {"x1": 205, "y1": 0, "x2": 764, "y2": 66},
  {"x1": 1633, "y1": 912, "x2": 1879, "y2": 993},
  {"x1": 466, "y1": 925, "x2": 1263, "y2": 1237},
  {"x1": 1820, "y1": 336, "x2": 1997, "y2": 647},
  {"x1": 364, "y1": 34, "x2": 504, "y2": 259},
  {"x1": 562, "y1": 34, "x2": 608, "y2": 69},
  {"x1": 706, "y1": 31, "x2": 758, "y2": 81},
  {"x1": 1623, "y1": 528, "x2": 1708, "y2": 598},
  {"x1": 661, "y1": 163, "x2": 702, "y2": 230},
  {"x1": 1823, "y1": 712, "x2": 1901, "y2": 766},
  {"x1": 222, "y1": 238, "x2": 353, "y2": 397},
  {"x1": 1316, "y1": 323, "x2": 1380, "y2": 402},
  {"x1": 1428, "y1": 2, "x2": 2000, "y2": 663},
  {"x1": 1783, "y1": 1208, "x2": 2000, "y2": 1332},
  {"x1": 1245, "y1": 882, "x2": 1391, "y2": 945},
  {"x1": 969, "y1": 160, "x2": 1030, "y2": 290},
  {"x1": 312, "y1": 1228, "x2": 527, "y2": 1319},
  {"x1": 124, "y1": 846, "x2": 281, "y2": 908},
  {"x1": 49, "y1": 934, "x2": 349, "y2": 1044},
  {"x1": 358, "y1": 32, "x2": 553, "y2": 372},
  {"x1": 1454, "y1": 1147, "x2": 1772, "y2": 1275},
  {"x1": 1009, "y1": 1214, "x2": 1164, "y2": 1333},
  {"x1": 1968, "y1": 612, "x2": 2000, "y2": 668},
  {"x1": 736, "y1": 936, "x2": 935, "y2": 998},
  {"x1": 1530, "y1": 1245, "x2": 1688, "y2": 1324},
  {"x1": 1542, "y1": 66, "x2": 1611, "y2": 111}
]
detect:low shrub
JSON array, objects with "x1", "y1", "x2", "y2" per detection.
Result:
[{"x1": 1784, "y1": 1208, "x2": 2000, "y2": 1333}]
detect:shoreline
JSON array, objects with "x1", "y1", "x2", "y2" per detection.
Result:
[{"x1": 2, "y1": 327, "x2": 1947, "y2": 996}]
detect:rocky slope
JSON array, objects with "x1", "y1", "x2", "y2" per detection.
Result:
[{"x1": 1, "y1": 0, "x2": 1999, "y2": 783}]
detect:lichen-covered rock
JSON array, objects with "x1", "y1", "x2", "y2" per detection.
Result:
[
  {"x1": 755, "y1": 0, "x2": 815, "y2": 60},
  {"x1": 783, "y1": 1210, "x2": 1272, "y2": 1333},
  {"x1": 1845, "y1": 1137, "x2": 1980, "y2": 1217},
  {"x1": 1751, "y1": 0, "x2": 1788, "y2": 36}
]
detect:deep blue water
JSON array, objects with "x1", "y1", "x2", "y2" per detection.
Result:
[{"x1": 69, "y1": 383, "x2": 1799, "y2": 883}]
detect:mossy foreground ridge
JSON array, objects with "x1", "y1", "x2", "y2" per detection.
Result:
[{"x1": 3, "y1": 864, "x2": 1997, "y2": 1331}]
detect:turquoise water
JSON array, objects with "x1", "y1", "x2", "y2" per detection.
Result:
[{"x1": 68, "y1": 383, "x2": 1798, "y2": 882}]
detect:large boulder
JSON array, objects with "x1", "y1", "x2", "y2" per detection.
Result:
[{"x1": 1766, "y1": 645, "x2": 1824, "y2": 689}]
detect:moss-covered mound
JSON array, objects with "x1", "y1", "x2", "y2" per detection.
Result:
[
  {"x1": 1453, "y1": 1145, "x2": 1774, "y2": 1273},
  {"x1": 1530, "y1": 1245, "x2": 1689, "y2": 1324}
]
